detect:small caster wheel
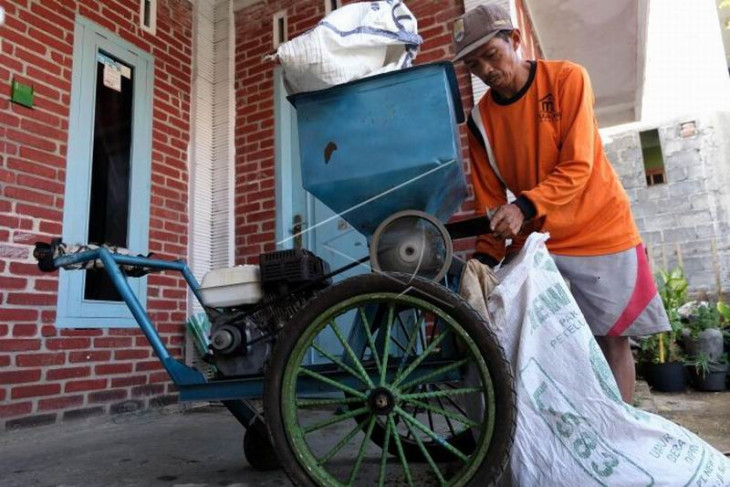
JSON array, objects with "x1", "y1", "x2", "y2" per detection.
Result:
[{"x1": 243, "y1": 427, "x2": 280, "y2": 471}]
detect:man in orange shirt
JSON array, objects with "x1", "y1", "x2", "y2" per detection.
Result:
[{"x1": 452, "y1": 4, "x2": 670, "y2": 402}]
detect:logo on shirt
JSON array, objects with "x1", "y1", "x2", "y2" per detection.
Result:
[
  {"x1": 453, "y1": 19, "x2": 465, "y2": 43},
  {"x1": 539, "y1": 93, "x2": 561, "y2": 122}
]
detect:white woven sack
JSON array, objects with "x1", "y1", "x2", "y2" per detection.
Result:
[
  {"x1": 461, "y1": 233, "x2": 730, "y2": 486},
  {"x1": 275, "y1": 1, "x2": 422, "y2": 94}
]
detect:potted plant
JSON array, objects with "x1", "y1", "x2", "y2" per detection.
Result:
[
  {"x1": 639, "y1": 329, "x2": 687, "y2": 392},
  {"x1": 637, "y1": 267, "x2": 689, "y2": 392},
  {"x1": 682, "y1": 302, "x2": 725, "y2": 362},
  {"x1": 685, "y1": 352, "x2": 728, "y2": 392}
]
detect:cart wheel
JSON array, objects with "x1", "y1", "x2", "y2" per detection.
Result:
[
  {"x1": 265, "y1": 273, "x2": 516, "y2": 486},
  {"x1": 243, "y1": 427, "x2": 280, "y2": 471}
]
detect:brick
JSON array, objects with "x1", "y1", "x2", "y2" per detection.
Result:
[
  {"x1": 148, "y1": 372, "x2": 170, "y2": 383},
  {"x1": 132, "y1": 384, "x2": 165, "y2": 397},
  {"x1": 12, "y1": 383, "x2": 61, "y2": 399},
  {"x1": 108, "y1": 329, "x2": 143, "y2": 336},
  {"x1": 0, "y1": 402, "x2": 34, "y2": 419},
  {"x1": 46, "y1": 338, "x2": 92, "y2": 350},
  {"x1": 25, "y1": 66, "x2": 71, "y2": 93},
  {"x1": 41, "y1": 325, "x2": 58, "y2": 337},
  {"x1": 38, "y1": 395, "x2": 85, "y2": 411},
  {"x1": 150, "y1": 394, "x2": 178, "y2": 407},
  {"x1": 94, "y1": 337, "x2": 133, "y2": 348},
  {"x1": 68, "y1": 350, "x2": 112, "y2": 363},
  {"x1": 59, "y1": 329, "x2": 104, "y2": 337},
  {"x1": 16, "y1": 173, "x2": 65, "y2": 195},
  {"x1": 6, "y1": 413, "x2": 57, "y2": 429},
  {"x1": 111, "y1": 399, "x2": 144, "y2": 415},
  {"x1": 12, "y1": 324, "x2": 38, "y2": 337},
  {"x1": 95, "y1": 363, "x2": 133, "y2": 375},
  {"x1": 0, "y1": 276, "x2": 27, "y2": 289},
  {"x1": 18, "y1": 146, "x2": 65, "y2": 167},
  {"x1": 1, "y1": 28, "x2": 47, "y2": 55},
  {"x1": 27, "y1": 27, "x2": 73, "y2": 56},
  {"x1": 16, "y1": 353, "x2": 66, "y2": 367},
  {"x1": 0, "y1": 356, "x2": 10, "y2": 367},
  {"x1": 65, "y1": 379, "x2": 108, "y2": 393},
  {"x1": 0, "y1": 307, "x2": 38, "y2": 327},
  {"x1": 34, "y1": 279, "x2": 59, "y2": 292},
  {"x1": 47, "y1": 367, "x2": 91, "y2": 381},
  {"x1": 7, "y1": 293, "x2": 57, "y2": 306},
  {"x1": 15, "y1": 203, "x2": 62, "y2": 222},
  {"x1": 4, "y1": 185, "x2": 55, "y2": 207},
  {"x1": 0, "y1": 339, "x2": 41, "y2": 352},
  {"x1": 6, "y1": 128, "x2": 58, "y2": 153},
  {"x1": 112, "y1": 349, "x2": 149, "y2": 361},
  {"x1": 111, "y1": 375, "x2": 148, "y2": 388},
  {"x1": 24, "y1": 5, "x2": 71, "y2": 37},
  {"x1": 62, "y1": 407, "x2": 105, "y2": 422},
  {"x1": 0, "y1": 369, "x2": 42, "y2": 384},
  {"x1": 7, "y1": 158, "x2": 57, "y2": 181},
  {"x1": 89, "y1": 389, "x2": 128, "y2": 403}
]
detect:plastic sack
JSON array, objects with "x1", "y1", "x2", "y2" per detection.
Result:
[
  {"x1": 460, "y1": 233, "x2": 730, "y2": 486},
  {"x1": 274, "y1": 1, "x2": 422, "y2": 94}
]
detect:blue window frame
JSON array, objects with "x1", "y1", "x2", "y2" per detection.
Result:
[{"x1": 57, "y1": 17, "x2": 154, "y2": 328}]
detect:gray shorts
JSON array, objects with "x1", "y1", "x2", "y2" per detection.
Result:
[{"x1": 551, "y1": 244, "x2": 671, "y2": 337}]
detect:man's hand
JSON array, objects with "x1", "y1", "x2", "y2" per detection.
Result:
[{"x1": 489, "y1": 204, "x2": 524, "y2": 240}]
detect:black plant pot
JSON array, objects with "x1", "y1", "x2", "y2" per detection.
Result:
[
  {"x1": 644, "y1": 362, "x2": 687, "y2": 392},
  {"x1": 688, "y1": 363, "x2": 728, "y2": 392},
  {"x1": 683, "y1": 329, "x2": 725, "y2": 362}
]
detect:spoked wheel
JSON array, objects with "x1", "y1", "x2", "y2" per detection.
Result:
[{"x1": 265, "y1": 273, "x2": 515, "y2": 486}]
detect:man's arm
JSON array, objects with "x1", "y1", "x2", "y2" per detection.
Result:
[
  {"x1": 521, "y1": 64, "x2": 597, "y2": 217},
  {"x1": 467, "y1": 116, "x2": 507, "y2": 264}
]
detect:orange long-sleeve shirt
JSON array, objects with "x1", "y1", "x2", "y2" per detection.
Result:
[{"x1": 467, "y1": 59, "x2": 641, "y2": 261}]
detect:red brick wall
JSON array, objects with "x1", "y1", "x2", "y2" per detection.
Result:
[
  {"x1": 0, "y1": 0, "x2": 192, "y2": 429},
  {"x1": 515, "y1": 0, "x2": 542, "y2": 60},
  {"x1": 233, "y1": 0, "x2": 479, "y2": 264}
]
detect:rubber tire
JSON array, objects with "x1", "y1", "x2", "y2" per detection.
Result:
[
  {"x1": 243, "y1": 427, "x2": 280, "y2": 471},
  {"x1": 265, "y1": 273, "x2": 516, "y2": 487}
]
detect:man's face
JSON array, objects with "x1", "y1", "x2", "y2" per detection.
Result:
[{"x1": 463, "y1": 33, "x2": 520, "y2": 92}]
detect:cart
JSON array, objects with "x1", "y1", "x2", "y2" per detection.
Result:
[{"x1": 34, "y1": 62, "x2": 516, "y2": 487}]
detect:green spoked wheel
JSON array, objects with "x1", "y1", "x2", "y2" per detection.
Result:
[{"x1": 265, "y1": 273, "x2": 515, "y2": 486}]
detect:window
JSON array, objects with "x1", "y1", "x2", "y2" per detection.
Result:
[
  {"x1": 639, "y1": 129, "x2": 666, "y2": 187},
  {"x1": 680, "y1": 121, "x2": 697, "y2": 138},
  {"x1": 324, "y1": 0, "x2": 341, "y2": 15},
  {"x1": 273, "y1": 10, "x2": 287, "y2": 49},
  {"x1": 140, "y1": 0, "x2": 157, "y2": 35},
  {"x1": 58, "y1": 17, "x2": 154, "y2": 327}
]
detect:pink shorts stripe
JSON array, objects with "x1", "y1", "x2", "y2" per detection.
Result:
[
  {"x1": 552, "y1": 243, "x2": 670, "y2": 337},
  {"x1": 606, "y1": 245, "x2": 657, "y2": 337}
]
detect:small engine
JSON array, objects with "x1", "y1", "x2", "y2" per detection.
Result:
[{"x1": 206, "y1": 248, "x2": 330, "y2": 377}]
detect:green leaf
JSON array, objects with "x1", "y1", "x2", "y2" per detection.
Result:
[{"x1": 717, "y1": 301, "x2": 730, "y2": 322}]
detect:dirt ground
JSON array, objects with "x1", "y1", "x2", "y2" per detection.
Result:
[
  {"x1": 652, "y1": 390, "x2": 730, "y2": 454},
  {"x1": 634, "y1": 379, "x2": 730, "y2": 454}
]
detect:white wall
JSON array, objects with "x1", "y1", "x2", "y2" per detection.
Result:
[{"x1": 640, "y1": 0, "x2": 730, "y2": 123}]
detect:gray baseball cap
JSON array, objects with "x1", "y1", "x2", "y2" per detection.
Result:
[{"x1": 452, "y1": 3, "x2": 514, "y2": 61}]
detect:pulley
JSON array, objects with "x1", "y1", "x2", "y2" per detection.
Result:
[{"x1": 369, "y1": 210, "x2": 453, "y2": 282}]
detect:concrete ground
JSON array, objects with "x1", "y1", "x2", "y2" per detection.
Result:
[
  {"x1": 0, "y1": 384, "x2": 728, "y2": 487},
  {"x1": 0, "y1": 404, "x2": 292, "y2": 487}
]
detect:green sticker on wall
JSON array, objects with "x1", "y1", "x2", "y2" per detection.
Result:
[{"x1": 11, "y1": 79, "x2": 34, "y2": 108}]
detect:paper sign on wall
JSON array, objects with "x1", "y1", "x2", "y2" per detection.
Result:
[
  {"x1": 103, "y1": 63, "x2": 122, "y2": 92},
  {"x1": 119, "y1": 65, "x2": 131, "y2": 79}
]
